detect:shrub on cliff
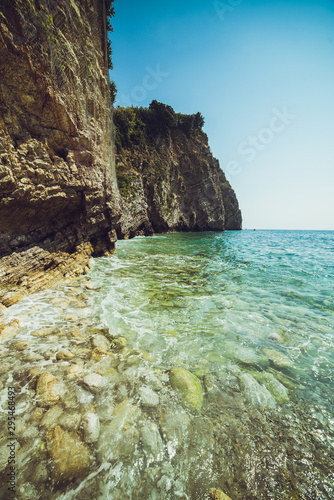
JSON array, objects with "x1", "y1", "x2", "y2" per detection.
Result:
[
  {"x1": 114, "y1": 102, "x2": 205, "y2": 151},
  {"x1": 114, "y1": 107, "x2": 146, "y2": 150},
  {"x1": 106, "y1": 0, "x2": 117, "y2": 103},
  {"x1": 146, "y1": 100, "x2": 178, "y2": 134}
]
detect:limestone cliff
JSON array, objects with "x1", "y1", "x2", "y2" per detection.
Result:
[
  {"x1": 0, "y1": 3, "x2": 242, "y2": 309},
  {"x1": 114, "y1": 103, "x2": 242, "y2": 238},
  {"x1": 0, "y1": 0, "x2": 120, "y2": 307}
]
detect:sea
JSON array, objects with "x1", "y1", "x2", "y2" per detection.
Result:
[{"x1": 0, "y1": 230, "x2": 333, "y2": 499}]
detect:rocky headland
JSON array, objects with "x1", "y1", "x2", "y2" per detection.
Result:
[{"x1": 114, "y1": 102, "x2": 242, "y2": 239}]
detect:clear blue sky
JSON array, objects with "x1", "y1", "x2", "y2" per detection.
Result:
[{"x1": 110, "y1": 0, "x2": 334, "y2": 230}]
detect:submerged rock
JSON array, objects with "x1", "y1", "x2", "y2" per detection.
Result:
[
  {"x1": 258, "y1": 372, "x2": 290, "y2": 404},
  {"x1": 117, "y1": 427, "x2": 139, "y2": 461},
  {"x1": 29, "y1": 407, "x2": 45, "y2": 424},
  {"x1": 0, "y1": 319, "x2": 20, "y2": 341},
  {"x1": 59, "y1": 412, "x2": 81, "y2": 432},
  {"x1": 67, "y1": 364, "x2": 85, "y2": 380},
  {"x1": 32, "y1": 328, "x2": 58, "y2": 338},
  {"x1": 89, "y1": 327, "x2": 112, "y2": 339},
  {"x1": 56, "y1": 349, "x2": 74, "y2": 361},
  {"x1": 210, "y1": 487, "x2": 233, "y2": 500},
  {"x1": 140, "y1": 422, "x2": 164, "y2": 460},
  {"x1": 97, "y1": 399, "x2": 141, "y2": 461},
  {"x1": 159, "y1": 411, "x2": 191, "y2": 446},
  {"x1": 239, "y1": 373, "x2": 276, "y2": 409},
  {"x1": 268, "y1": 368, "x2": 296, "y2": 390},
  {"x1": 94, "y1": 357, "x2": 119, "y2": 376},
  {"x1": 81, "y1": 373, "x2": 105, "y2": 393},
  {"x1": 111, "y1": 337, "x2": 127, "y2": 350},
  {"x1": 17, "y1": 483, "x2": 39, "y2": 500},
  {"x1": 81, "y1": 412, "x2": 100, "y2": 443},
  {"x1": 90, "y1": 347, "x2": 111, "y2": 361},
  {"x1": 169, "y1": 368, "x2": 203, "y2": 413},
  {"x1": 268, "y1": 332, "x2": 285, "y2": 343},
  {"x1": 13, "y1": 341, "x2": 29, "y2": 351},
  {"x1": 46, "y1": 426, "x2": 90, "y2": 483},
  {"x1": 263, "y1": 348, "x2": 294, "y2": 369},
  {"x1": 138, "y1": 386, "x2": 160, "y2": 407},
  {"x1": 235, "y1": 346, "x2": 263, "y2": 367},
  {"x1": 0, "y1": 362, "x2": 11, "y2": 376},
  {"x1": 36, "y1": 372, "x2": 61, "y2": 408},
  {"x1": 110, "y1": 399, "x2": 142, "y2": 430},
  {"x1": 40, "y1": 405, "x2": 64, "y2": 429},
  {"x1": 91, "y1": 334, "x2": 110, "y2": 351},
  {"x1": 68, "y1": 327, "x2": 85, "y2": 340},
  {"x1": 0, "y1": 440, "x2": 21, "y2": 472},
  {"x1": 31, "y1": 462, "x2": 49, "y2": 485}
]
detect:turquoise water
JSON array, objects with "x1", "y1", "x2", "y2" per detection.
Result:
[
  {"x1": 0, "y1": 230, "x2": 333, "y2": 499},
  {"x1": 89, "y1": 230, "x2": 334, "y2": 498},
  {"x1": 93, "y1": 230, "x2": 334, "y2": 385}
]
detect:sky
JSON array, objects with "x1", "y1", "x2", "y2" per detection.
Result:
[{"x1": 110, "y1": 0, "x2": 334, "y2": 230}]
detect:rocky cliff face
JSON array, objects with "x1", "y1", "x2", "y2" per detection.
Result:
[
  {"x1": 0, "y1": 0, "x2": 120, "y2": 307},
  {"x1": 114, "y1": 104, "x2": 242, "y2": 239},
  {"x1": 0, "y1": 3, "x2": 241, "y2": 308}
]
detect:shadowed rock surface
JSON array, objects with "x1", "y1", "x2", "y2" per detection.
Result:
[{"x1": 0, "y1": 0, "x2": 120, "y2": 306}]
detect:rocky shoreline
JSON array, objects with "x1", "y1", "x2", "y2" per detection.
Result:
[
  {"x1": 0, "y1": 268, "x2": 331, "y2": 499},
  {"x1": 0, "y1": 277, "x2": 224, "y2": 499}
]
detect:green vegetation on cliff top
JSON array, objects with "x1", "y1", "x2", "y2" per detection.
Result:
[{"x1": 114, "y1": 100, "x2": 205, "y2": 153}]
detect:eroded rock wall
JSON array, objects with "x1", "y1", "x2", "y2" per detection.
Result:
[
  {"x1": 115, "y1": 126, "x2": 242, "y2": 239},
  {"x1": 0, "y1": 0, "x2": 120, "y2": 306}
]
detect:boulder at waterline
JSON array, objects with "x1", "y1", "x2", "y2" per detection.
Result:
[{"x1": 169, "y1": 368, "x2": 203, "y2": 413}]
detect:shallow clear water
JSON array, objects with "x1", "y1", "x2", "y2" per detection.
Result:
[{"x1": 0, "y1": 230, "x2": 333, "y2": 499}]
